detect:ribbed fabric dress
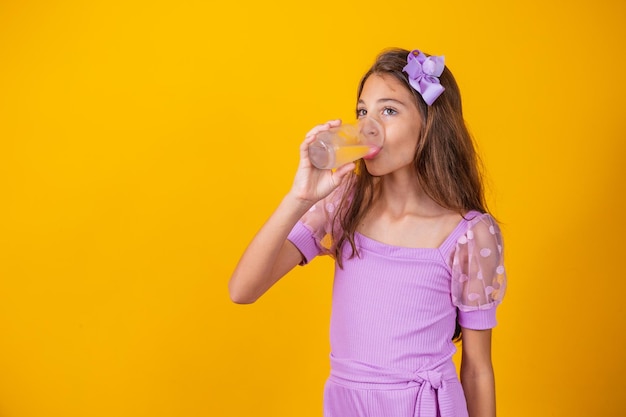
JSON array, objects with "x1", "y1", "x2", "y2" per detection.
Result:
[{"x1": 287, "y1": 188, "x2": 507, "y2": 417}]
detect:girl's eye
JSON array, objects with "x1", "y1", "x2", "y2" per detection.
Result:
[
  {"x1": 356, "y1": 108, "x2": 367, "y2": 117},
  {"x1": 382, "y1": 107, "x2": 397, "y2": 116}
]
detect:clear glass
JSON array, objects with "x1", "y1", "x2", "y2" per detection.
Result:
[{"x1": 307, "y1": 118, "x2": 385, "y2": 170}]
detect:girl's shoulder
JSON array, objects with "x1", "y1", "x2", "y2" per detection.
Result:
[
  {"x1": 441, "y1": 210, "x2": 503, "y2": 262},
  {"x1": 461, "y1": 211, "x2": 503, "y2": 241}
]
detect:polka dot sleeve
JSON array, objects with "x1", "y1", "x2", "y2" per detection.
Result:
[
  {"x1": 451, "y1": 213, "x2": 507, "y2": 330},
  {"x1": 287, "y1": 184, "x2": 347, "y2": 264}
]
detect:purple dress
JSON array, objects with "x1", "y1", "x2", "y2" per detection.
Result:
[{"x1": 287, "y1": 187, "x2": 507, "y2": 417}]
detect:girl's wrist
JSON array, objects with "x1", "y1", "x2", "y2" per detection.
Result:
[{"x1": 283, "y1": 190, "x2": 316, "y2": 216}]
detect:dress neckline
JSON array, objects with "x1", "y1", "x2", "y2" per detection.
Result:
[{"x1": 352, "y1": 211, "x2": 481, "y2": 259}]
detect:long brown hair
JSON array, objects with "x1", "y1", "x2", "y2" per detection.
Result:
[{"x1": 333, "y1": 48, "x2": 488, "y2": 266}]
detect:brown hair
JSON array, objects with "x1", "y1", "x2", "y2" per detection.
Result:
[{"x1": 333, "y1": 48, "x2": 488, "y2": 266}]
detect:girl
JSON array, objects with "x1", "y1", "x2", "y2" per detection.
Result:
[{"x1": 229, "y1": 48, "x2": 507, "y2": 417}]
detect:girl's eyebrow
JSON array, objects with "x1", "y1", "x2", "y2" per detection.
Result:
[{"x1": 358, "y1": 98, "x2": 407, "y2": 106}]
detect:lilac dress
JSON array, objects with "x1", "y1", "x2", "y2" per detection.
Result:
[{"x1": 287, "y1": 187, "x2": 507, "y2": 417}]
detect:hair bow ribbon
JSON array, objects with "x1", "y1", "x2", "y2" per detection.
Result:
[{"x1": 402, "y1": 50, "x2": 445, "y2": 106}]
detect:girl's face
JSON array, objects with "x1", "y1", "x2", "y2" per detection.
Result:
[{"x1": 357, "y1": 73, "x2": 422, "y2": 177}]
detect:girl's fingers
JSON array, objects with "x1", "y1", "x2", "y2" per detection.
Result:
[
  {"x1": 301, "y1": 134, "x2": 318, "y2": 147},
  {"x1": 333, "y1": 162, "x2": 356, "y2": 181},
  {"x1": 300, "y1": 120, "x2": 341, "y2": 166},
  {"x1": 304, "y1": 119, "x2": 341, "y2": 139},
  {"x1": 302, "y1": 119, "x2": 343, "y2": 154},
  {"x1": 299, "y1": 136, "x2": 316, "y2": 164}
]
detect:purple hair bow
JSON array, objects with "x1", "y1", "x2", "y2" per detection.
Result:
[{"x1": 402, "y1": 50, "x2": 445, "y2": 106}]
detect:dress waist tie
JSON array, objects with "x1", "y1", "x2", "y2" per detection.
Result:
[{"x1": 329, "y1": 355, "x2": 458, "y2": 417}]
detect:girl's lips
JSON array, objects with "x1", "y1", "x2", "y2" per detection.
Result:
[{"x1": 363, "y1": 146, "x2": 381, "y2": 160}]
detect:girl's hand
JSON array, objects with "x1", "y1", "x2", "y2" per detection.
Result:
[{"x1": 289, "y1": 120, "x2": 356, "y2": 205}]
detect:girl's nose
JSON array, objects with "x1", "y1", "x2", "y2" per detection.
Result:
[{"x1": 359, "y1": 117, "x2": 385, "y2": 147}]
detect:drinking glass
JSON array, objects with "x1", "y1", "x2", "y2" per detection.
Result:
[{"x1": 307, "y1": 118, "x2": 385, "y2": 170}]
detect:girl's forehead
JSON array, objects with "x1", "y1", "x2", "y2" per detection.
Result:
[{"x1": 360, "y1": 73, "x2": 411, "y2": 100}]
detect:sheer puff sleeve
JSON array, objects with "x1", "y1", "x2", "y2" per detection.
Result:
[
  {"x1": 451, "y1": 213, "x2": 507, "y2": 330},
  {"x1": 286, "y1": 183, "x2": 347, "y2": 265}
]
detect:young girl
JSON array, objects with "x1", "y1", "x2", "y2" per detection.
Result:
[{"x1": 229, "y1": 48, "x2": 507, "y2": 417}]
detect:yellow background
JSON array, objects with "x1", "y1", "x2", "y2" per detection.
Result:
[{"x1": 1, "y1": 1, "x2": 625, "y2": 416}]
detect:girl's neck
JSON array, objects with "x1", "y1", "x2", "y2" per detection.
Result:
[
  {"x1": 374, "y1": 172, "x2": 449, "y2": 219},
  {"x1": 357, "y1": 172, "x2": 463, "y2": 249}
]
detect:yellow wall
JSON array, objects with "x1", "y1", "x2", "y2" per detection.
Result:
[{"x1": 1, "y1": 1, "x2": 624, "y2": 416}]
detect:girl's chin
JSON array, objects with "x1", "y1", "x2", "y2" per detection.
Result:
[{"x1": 362, "y1": 160, "x2": 385, "y2": 177}]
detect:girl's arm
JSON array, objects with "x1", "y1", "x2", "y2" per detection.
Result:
[
  {"x1": 460, "y1": 328, "x2": 496, "y2": 417},
  {"x1": 229, "y1": 121, "x2": 355, "y2": 304},
  {"x1": 228, "y1": 193, "x2": 313, "y2": 304}
]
